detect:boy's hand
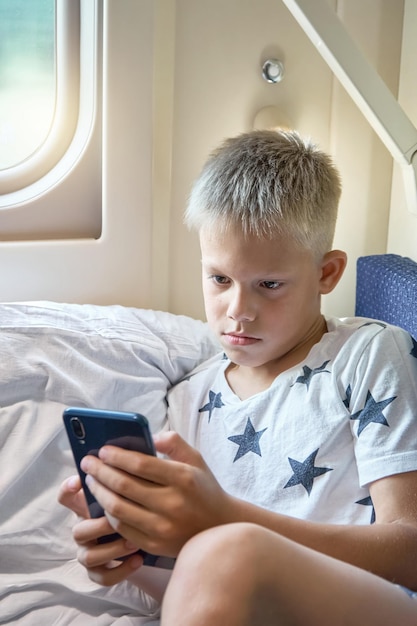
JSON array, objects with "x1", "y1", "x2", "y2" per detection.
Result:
[
  {"x1": 72, "y1": 516, "x2": 144, "y2": 586},
  {"x1": 58, "y1": 475, "x2": 143, "y2": 586},
  {"x1": 79, "y1": 432, "x2": 234, "y2": 557}
]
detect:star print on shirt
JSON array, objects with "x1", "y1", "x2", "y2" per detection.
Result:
[
  {"x1": 356, "y1": 495, "x2": 375, "y2": 524},
  {"x1": 411, "y1": 336, "x2": 417, "y2": 358},
  {"x1": 228, "y1": 417, "x2": 267, "y2": 462},
  {"x1": 343, "y1": 384, "x2": 352, "y2": 409},
  {"x1": 284, "y1": 448, "x2": 333, "y2": 496},
  {"x1": 292, "y1": 360, "x2": 331, "y2": 390},
  {"x1": 350, "y1": 390, "x2": 396, "y2": 436},
  {"x1": 198, "y1": 390, "x2": 225, "y2": 423}
]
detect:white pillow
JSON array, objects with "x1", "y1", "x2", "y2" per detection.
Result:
[{"x1": 0, "y1": 301, "x2": 220, "y2": 624}]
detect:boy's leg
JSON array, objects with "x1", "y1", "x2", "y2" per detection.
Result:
[{"x1": 160, "y1": 523, "x2": 417, "y2": 626}]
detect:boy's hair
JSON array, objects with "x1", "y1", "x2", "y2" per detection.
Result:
[{"x1": 185, "y1": 129, "x2": 342, "y2": 258}]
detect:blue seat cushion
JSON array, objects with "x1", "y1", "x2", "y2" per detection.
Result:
[{"x1": 355, "y1": 254, "x2": 417, "y2": 340}]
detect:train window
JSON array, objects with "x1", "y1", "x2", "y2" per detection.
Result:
[
  {"x1": 0, "y1": 0, "x2": 55, "y2": 170},
  {"x1": 0, "y1": 0, "x2": 102, "y2": 240}
]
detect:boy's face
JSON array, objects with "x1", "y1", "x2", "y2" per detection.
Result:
[{"x1": 200, "y1": 225, "x2": 328, "y2": 375}]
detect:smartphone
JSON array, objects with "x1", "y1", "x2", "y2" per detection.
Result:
[{"x1": 63, "y1": 406, "x2": 175, "y2": 569}]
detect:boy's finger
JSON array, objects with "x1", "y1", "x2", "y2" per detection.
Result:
[
  {"x1": 83, "y1": 553, "x2": 144, "y2": 587},
  {"x1": 57, "y1": 476, "x2": 89, "y2": 518},
  {"x1": 73, "y1": 515, "x2": 116, "y2": 544},
  {"x1": 153, "y1": 431, "x2": 206, "y2": 466},
  {"x1": 77, "y1": 536, "x2": 141, "y2": 568}
]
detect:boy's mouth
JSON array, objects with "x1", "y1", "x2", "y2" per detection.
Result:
[{"x1": 223, "y1": 332, "x2": 260, "y2": 346}]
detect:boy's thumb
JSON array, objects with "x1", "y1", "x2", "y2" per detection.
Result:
[{"x1": 153, "y1": 431, "x2": 204, "y2": 467}]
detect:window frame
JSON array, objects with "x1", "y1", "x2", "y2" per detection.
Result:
[
  {"x1": 0, "y1": 0, "x2": 101, "y2": 241},
  {"x1": 0, "y1": 0, "x2": 156, "y2": 306}
]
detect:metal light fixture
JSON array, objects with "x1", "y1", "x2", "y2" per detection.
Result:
[{"x1": 262, "y1": 59, "x2": 285, "y2": 84}]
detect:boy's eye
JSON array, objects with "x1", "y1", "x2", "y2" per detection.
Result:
[
  {"x1": 261, "y1": 280, "x2": 281, "y2": 290},
  {"x1": 211, "y1": 275, "x2": 229, "y2": 285}
]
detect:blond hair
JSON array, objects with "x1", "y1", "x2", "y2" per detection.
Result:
[{"x1": 185, "y1": 129, "x2": 341, "y2": 258}]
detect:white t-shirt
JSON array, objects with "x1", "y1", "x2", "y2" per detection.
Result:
[{"x1": 167, "y1": 317, "x2": 417, "y2": 526}]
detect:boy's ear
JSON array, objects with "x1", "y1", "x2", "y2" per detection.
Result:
[{"x1": 319, "y1": 250, "x2": 347, "y2": 295}]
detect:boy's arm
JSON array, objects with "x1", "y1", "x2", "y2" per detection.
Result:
[
  {"x1": 80, "y1": 431, "x2": 417, "y2": 590},
  {"x1": 227, "y1": 469, "x2": 417, "y2": 588}
]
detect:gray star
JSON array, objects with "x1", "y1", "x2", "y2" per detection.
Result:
[
  {"x1": 356, "y1": 496, "x2": 375, "y2": 524},
  {"x1": 228, "y1": 418, "x2": 267, "y2": 462},
  {"x1": 199, "y1": 390, "x2": 225, "y2": 422},
  {"x1": 350, "y1": 390, "x2": 396, "y2": 436},
  {"x1": 343, "y1": 384, "x2": 352, "y2": 409},
  {"x1": 284, "y1": 449, "x2": 333, "y2": 495},
  {"x1": 293, "y1": 360, "x2": 331, "y2": 390}
]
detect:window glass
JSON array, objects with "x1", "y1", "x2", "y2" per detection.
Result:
[{"x1": 0, "y1": 0, "x2": 56, "y2": 170}]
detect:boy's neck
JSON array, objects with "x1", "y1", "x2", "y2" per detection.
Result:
[{"x1": 225, "y1": 316, "x2": 328, "y2": 400}]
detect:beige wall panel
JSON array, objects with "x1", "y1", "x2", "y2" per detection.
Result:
[
  {"x1": 324, "y1": 0, "x2": 403, "y2": 317},
  {"x1": 169, "y1": 0, "x2": 334, "y2": 319},
  {"x1": 167, "y1": 0, "x2": 403, "y2": 320}
]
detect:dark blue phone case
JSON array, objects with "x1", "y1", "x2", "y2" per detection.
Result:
[{"x1": 63, "y1": 406, "x2": 175, "y2": 569}]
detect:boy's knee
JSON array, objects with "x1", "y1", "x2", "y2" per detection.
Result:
[
  {"x1": 175, "y1": 522, "x2": 270, "y2": 574},
  {"x1": 163, "y1": 525, "x2": 273, "y2": 625}
]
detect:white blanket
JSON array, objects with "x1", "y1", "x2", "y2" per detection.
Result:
[{"x1": 0, "y1": 302, "x2": 219, "y2": 624}]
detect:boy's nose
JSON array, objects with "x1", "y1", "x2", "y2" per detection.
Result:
[{"x1": 226, "y1": 288, "x2": 256, "y2": 322}]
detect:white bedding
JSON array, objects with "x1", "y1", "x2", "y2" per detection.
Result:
[{"x1": 0, "y1": 302, "x2": 220, "y2": 625}]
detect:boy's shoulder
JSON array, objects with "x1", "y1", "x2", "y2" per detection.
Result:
[
  {"x1": 326, "y1": 315, "x2": 409, "y2": 337},
  {"x1": 327, "y1": 315, "x2": 386, "y2": 331},
  {"x1": 174, "y1": 350, "x2": 226, "y2": 382},
  {"x1": 167, "y1": 351, "x2": 227, "y2": 409},
  {"x1": 323, "y1": 315, "x2": 415, "y2": 360}
]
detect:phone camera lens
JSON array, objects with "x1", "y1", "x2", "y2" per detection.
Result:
[{"x1": 70, "y1": 417, "x2": 86, "y2": 439}]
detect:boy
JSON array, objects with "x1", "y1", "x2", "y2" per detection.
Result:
[{"x1": 59, "y1": 130, "x2": 417, "y2": 625}]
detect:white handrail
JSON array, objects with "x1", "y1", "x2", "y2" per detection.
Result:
[{"x1": 282, "y1": 0, "x2": 417, "y2": 214}]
